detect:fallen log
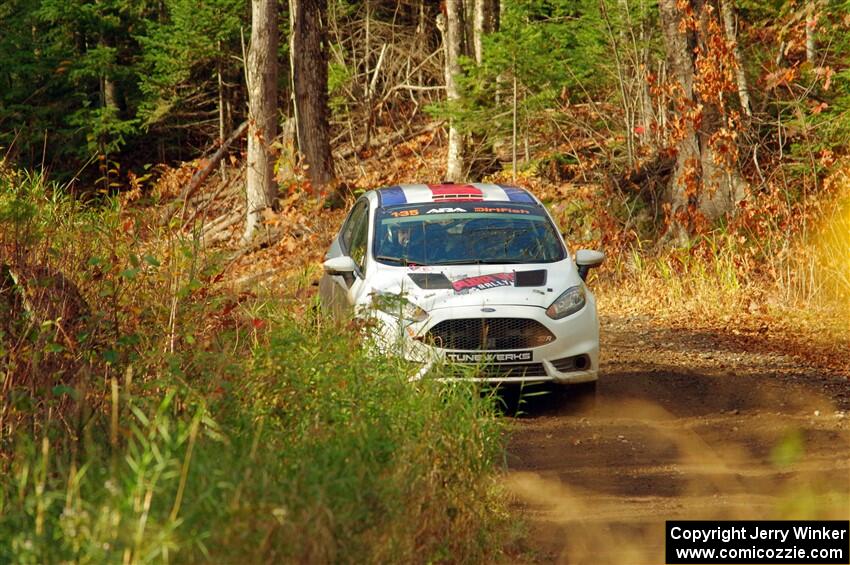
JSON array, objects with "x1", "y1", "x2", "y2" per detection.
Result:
[
  {"x1": 182, "y1": 165, "x2": 245, "y2": 232},
  {"x1": 201, "y1": 211, "x2": 243, "y2": 247},
  {"x1": 225, "y1": 227, "x2": 286, "y2": 266},
  {"x1": 160, "y1": 121, "x2": 248, "y2": 226},
  {"x1": 610, "y1": 154, "x2": 675, "y2": 194},
  {"x1": 334, "y1": 121, "x2": 444, "y2": 161}
]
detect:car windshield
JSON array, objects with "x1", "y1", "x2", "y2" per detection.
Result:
[{"x1": 373, "y1": 203, "x2": 566, "y2": 266}]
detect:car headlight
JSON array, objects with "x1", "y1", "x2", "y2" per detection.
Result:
[
  {"x1": 372, "y1": 292, "x2": 429, "y2": 322},
  {"x1": 545, "y1": 285, "x2": 586, "y2": 319}
]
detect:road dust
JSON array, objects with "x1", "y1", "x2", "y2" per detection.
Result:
[{"x1": 505, "y1": 315, "x2": 850, "y2": 564}]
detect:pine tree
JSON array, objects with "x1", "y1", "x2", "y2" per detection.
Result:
[{"x1": 136, "y1": 0, "x2": 245, "y2": 147}]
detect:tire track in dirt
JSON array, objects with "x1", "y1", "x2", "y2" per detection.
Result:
[{"x1": 505, "y1": 315, "x2": 850, "y2": 564}]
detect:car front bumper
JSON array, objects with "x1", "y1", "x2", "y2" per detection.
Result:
[{"x1": 377, "y1": 300, "x2": 600, "y2": 385}]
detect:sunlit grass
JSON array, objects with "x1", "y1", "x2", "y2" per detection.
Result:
[
  {"x1": 814, "y1": 186, "x2": 850, "y2": 308},
  {"x1": 600, "y1": 232, "x2": 752, "y2": 319}
]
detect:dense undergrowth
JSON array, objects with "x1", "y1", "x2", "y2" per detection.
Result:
[
  {"x1": 507, "y1": 160, "x2": 850, "y2": 322},
  {"x1": 0, "y1": 169, "x2": 506, "y2": 563}
]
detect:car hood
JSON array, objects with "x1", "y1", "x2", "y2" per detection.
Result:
[{"x1": 368, "y1": 260, "x2": 579, "y2": 311}]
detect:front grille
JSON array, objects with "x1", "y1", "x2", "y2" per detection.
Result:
[
  {"x1": 445, "y1": 362, "x2": 547, "y2": 379},
  {"x1": 426, "y1": 318, "x2": 555, "y2": 350}
]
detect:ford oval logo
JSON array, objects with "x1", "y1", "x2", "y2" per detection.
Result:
[{"x1": 481, "y1": 307, "x2": 496, "y2": 313}]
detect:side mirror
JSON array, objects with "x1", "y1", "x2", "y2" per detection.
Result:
[
  {"x1": 323, "y1": 255, "x2": 358, "y2": 276},
  {"x1": 575, "y1": 249, "x2": 604, "y2": 281}
]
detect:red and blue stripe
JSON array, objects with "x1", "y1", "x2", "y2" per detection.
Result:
[{"x1": 376, "y1": 183, "x2": 535, "y2": 207}]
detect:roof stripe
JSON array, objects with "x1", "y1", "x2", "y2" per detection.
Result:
[
  {"x1": 379, "y1": 185, "x2": 407, "y2": 206},
  {"x1": 428, "y1": 183, "x2": 482, "y2": 197},
  {"x1": 398, "y1": 184, "x2": 433, "y2": 203},
  {"x1": 377, "y1": 183, "x2": 535, "y2": 207},
  {"x1": 500, "y1": 185, "x2": 536, "y2": 203},
  {"x1": 486, "y1": 184, "x2": 510, "y2": 201}
]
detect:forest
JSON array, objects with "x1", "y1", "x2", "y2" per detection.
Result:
[{"x1": 1, "y1": 0, "x2": 849, "y2": 562}]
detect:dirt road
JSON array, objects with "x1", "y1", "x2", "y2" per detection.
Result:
[{"x1": 506, "y1": 314, "x2": 850, "y2": 564}]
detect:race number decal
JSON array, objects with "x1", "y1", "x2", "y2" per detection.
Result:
[{"x1": 388, "y1": 208, "x2": 420, "y2": 218}]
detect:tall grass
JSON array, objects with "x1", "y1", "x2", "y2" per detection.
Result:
[
  {"x1": 600, "y1": 184, "x2": 850, "y2": 323},
  {"x1": 0, "y1": 320, "x2": 505, "y2": 563},
  {"x1": 601, "y1": 232, "x2": 750, "y2": 318},
  {"x1": 778, "y1": 175, "x2": 850, "y2": 308},
  {"x1": 0, "y1": 169, "x2": 507, "y2": 563}
]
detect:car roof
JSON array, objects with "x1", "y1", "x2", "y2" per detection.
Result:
[{"x1": 372, "y1": 183, "x2": 539, "y2": 208}]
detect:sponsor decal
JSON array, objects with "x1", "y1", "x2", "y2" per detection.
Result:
[
  {"x1": 472, "y1": 206, "x2": 531, "y2": 214},
  {"x1": 446, "y1": 351, "x2": 533, "y2": 363},
  {"x1": 451, "y1": 272, "x2": 514, "y2": 292},
  {"x1": 426, "y1": 207, "x2": 467, "y2": 214}
]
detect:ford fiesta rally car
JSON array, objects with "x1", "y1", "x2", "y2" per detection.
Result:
[{"x1": 318, "y1": 183, "x2": 604, "y2": 390}]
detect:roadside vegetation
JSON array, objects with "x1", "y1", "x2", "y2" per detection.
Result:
[
  {"x1": 0, "y1": 170, "x2": 505, "y2": 563},
  {"x1": 2, "y1": 0, "x2": 850, "y2": 561}
]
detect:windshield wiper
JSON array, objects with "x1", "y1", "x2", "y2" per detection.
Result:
[
  {"x1": 375, "y1": 255, "x2": 432, "y2": 266},
  {"x1": 374, "y1": 255, "x2": 409, "y2": 265},
  {"x1": 477, "y1": 259, "x2": 528, "y2": 264},
  {"x1": 432, "y1": 258, "x2": 528, "y2": 266}
]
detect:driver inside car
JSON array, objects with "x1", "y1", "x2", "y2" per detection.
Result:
[{"x1": 382, "y1": 223, "x2": 423, "y2": 262}]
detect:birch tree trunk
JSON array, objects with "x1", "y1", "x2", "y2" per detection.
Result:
[
  {"x1": 244, "y1": 0, "x2": 279, "y2": 241},
  {"x1": 99, "y1": 37, "x2": 119, "y2": 115},
  {"x1": 293, "y1": 0, "x2": 336, "y2": 196},
  {"x1": 473, "y1": 0, "x2": 499, "y2": 64},
  {"x1": 720, "y1": 0, "x2": 752, "y2": 116},
  {"x1": 805, "y1": 2, "x2": 816, "y2": 64},
  {"x1": 217, "y1": 50, "x2": 228, "y2": 180},
  {"x1": 441, "y1": 0, "x2": 465, "y2": 181}
]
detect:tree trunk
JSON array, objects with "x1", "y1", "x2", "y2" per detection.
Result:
[
  {"x1": 601, "y1": 0, "x2": 635, "y2": 167},
  {"x1": 658, "y1": 0, "x2": 745, "y2": 240},
  {"x1": 217, "y1": 50, "x2": 228, "y2": 180},
  {"x1": 244, "y1": 0, "x2": 279, "y2": 241},
  {"x1": 720, "y1": 0, "x2": 752, "y2": 116},
  {"x1": 440, "y1": 0, "x2": 465, "y2": 181},
  {"x1": 98, "y1": 37, "x2": 119, "y2": 115},
  {"x1": 103, "y1": 77, "x2": 118, "y2": 112},
  {"x1": 805, "y1": 2, "x2": 816, "y2": 65},
  {"x1": 473, "y1": 0, "x2": 498, "y2": 65},
  {"x1": 293, "y1": 0, "x2": 336, "y2": 196}
]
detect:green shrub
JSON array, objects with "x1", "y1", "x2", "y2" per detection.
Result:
[
  {"x1": 0, "y1": 319, "x2": 505, "y2": 563},
  {"x1": 0, "y1": 169, "x2": 507, "y2": 563}
]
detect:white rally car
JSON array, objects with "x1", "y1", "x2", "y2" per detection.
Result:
[{"x1": 319, "y1": 183, "x2": 604, "y2": 392}]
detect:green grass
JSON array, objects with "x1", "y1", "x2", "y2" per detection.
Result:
[
  {"x1": 0, "y1": 170, "x2": 507, "y2": 563},
  {"x1": 0, "y1": 320, "x2": 505, "y2": 563}
]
